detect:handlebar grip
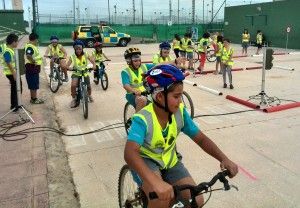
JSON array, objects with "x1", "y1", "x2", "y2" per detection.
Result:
[
  {"x1": 149, "y1": 192, "x2": 158, "y2": 200},
  {"x1": 222, "y1": 169, "x2": 230, "y2": 177}
]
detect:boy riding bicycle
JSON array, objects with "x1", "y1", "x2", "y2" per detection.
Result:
[
  {"x1": 43, "y1": 35, "x2": 68, "y2": 81},
  {"x1": 65, "y1": 40, "x2": 96, "y2": 108},
  {"x1": 91, "y1": 42, "x2": 110, "y2": 84},
  {"x1": 124, "y1": 64, "x2": 238, "y2": 208}
]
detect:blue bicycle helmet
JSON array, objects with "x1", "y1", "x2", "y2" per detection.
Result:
[
  {"x1": 145, "y1": 64, "x2": 185, "y2": 93},
  {"x1": 73, "y1": 40, "x2": 85, "y2": 48},
  {"x1": 159, "y1": 41, "x2": 171, "y2": 50},
  {"x1": 50, "y1": 35, "x2": 59, "y2": 41}
]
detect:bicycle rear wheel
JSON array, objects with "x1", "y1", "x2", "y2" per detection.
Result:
[
  {"x1": 118, "y1": 164, "x2": 146, "y2": 208},
  {"x1": 100, "y1": 71, "x2": 109, "y2": 90},
  {"x1": 123, "y1": 102, "x2": 135, "y2": 135},
  {"x1": 81, "y1": 84, "x2": 89, "y2": 119},
  {"x1": 49, "y1": 67, "x2": 60, "y2": 93},
  {"x1": 206, "y1": 49, "x2": 217, "y2": 62},
  {"x1": 182, "y1": 91, "x2": 194, "y2": 118}
]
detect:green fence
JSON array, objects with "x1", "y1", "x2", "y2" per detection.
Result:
[{"x1": 35, "y1": 23, "x2": 209, "y2": 45}]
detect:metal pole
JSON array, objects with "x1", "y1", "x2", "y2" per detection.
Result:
[
  {"x1": 202, "y1": 0, "x2": 204, "y2": 24},
  {"x1": 133, "y1": 0, "x2": 136, "y2": 24},
  {"x1": 285, "y1": 32, "x2": 289, "y2": 51},
  {"x1": 73, "y1": 0, "x2": 76, "y2": 24},
  {"x1": 192, "y1": 0, "x2": 195, "y2": 24},
  {"x1": 108, "y1": 0, "x2": 111, "y2": 24},
  {"x1": 2, "y1": 0, "x2": 5, "y2": 9},
  {"x1": 169, "y1": 0, "x2": 172, "y2": 22},
  {"x1": 211, "y1": 0, "x2": 214, "y2": 23},
  {"x1": 32, "y1": 0, "x2": 36, "y2": 29},
  {"x1": 114, "y1": 4, "x2": 117, "y2": 24},
  {"x1": 177, "y1": 0, "x2": 179, "y2": 24},
  {"x1": 261, "y1": 47, "x2": 266, "y2": 104},
  {"x1": 141, "y1": 0, "x2": 144, "y2": 24}
]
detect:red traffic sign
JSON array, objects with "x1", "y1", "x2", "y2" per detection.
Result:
[{"x1": 286, "y1": 26, "x2": 291, "y2": 33}]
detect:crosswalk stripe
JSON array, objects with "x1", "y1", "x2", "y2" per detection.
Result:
[{"x1": 65, "y1": 124, "x2": 86, "y2": 148}]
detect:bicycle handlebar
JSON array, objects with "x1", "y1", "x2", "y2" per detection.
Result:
[
  {"x1": 132, "y1": 91, "x2": 149, "y2": 96},
  {"x1": 149, "y1": 170, "x2": 231, "y2": 200}
]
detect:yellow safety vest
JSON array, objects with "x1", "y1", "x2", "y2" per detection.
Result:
[
  {"x1": 180, "y1": 38, "x2": 188, "y2": 51},
  {"x1": 124, "y1": 64, "x2": 147, "y2": 92},
  {"x1": 242, "y1": 33, "x2": 250, "y2": 43},
  {"x1": 216, "y1": 42, "x2": 223, "y2": 57},
  {"x1": 185, "y1": 38, "x2": 193, "y2": 53},
  {"x1": 48, "y1": 44, "x2": 64, "y2": 58},
  {"x1": 173, "y1": 39, "x2": 180, "y2": 49},
  {"x1": 256, "y1": 34, "x2": 263, "y2": 44},
  {"x1": 221, "y1": 47, "x2": 234, "y2": 66},
  {"x1": 2, "y1": 47, "x2": 15, "y2": 75},
  {"x1": 197, "y1": 38, "x2": 209, "y2": 53},
  {"x1": 25, "y1": 43, "x2": 42, "y2": 65},
  {"x1": 152, "y1": 53, "x2": 172, "y2": 64},
  {"x1": 71, "y1": 53, "x2": 89, "y2": 77},
  {"x1": 92, "y1": 50, "x2": 105, "y2": 63},
  {"x1": 0, "y1": 43, "x2": 7, "y2": 66},
  {"x1": 134, "y1": 103, "x2": 184, "y2": 169}
]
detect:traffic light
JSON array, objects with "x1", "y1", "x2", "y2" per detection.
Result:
[{"x1": 265, "y1": 48, "x2": 274, "y2": 70}]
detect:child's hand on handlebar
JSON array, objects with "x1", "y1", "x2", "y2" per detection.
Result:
[
  {"x1": 151, "y1": 179, "x2": 174, "y2": 201},
  {"x1": 220, "y1": 158, "x2": 238, "y2": 178}
]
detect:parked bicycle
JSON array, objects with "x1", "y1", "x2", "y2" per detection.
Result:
[
  {"x1": 46, "y1": 56, "x2": 65, "y2": 93},
  {"x1": 70, "y1": 68, "x2": 92, "y2": 119},
  {"x1": 118, "y1": 165, "x2": 238, "y2": 208},
  {"x1": 94, "y1": 59, "x2": 110, "y2": 90},
  {"x1": 123, "y1": 90, "x2": 194, "y2": 135}
]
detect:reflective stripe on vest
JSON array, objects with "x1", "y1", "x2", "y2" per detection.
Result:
[
  {"x1": 185, "y1": 39, "x2": 193, "y2": 53},
  {"x1": 71, "y1": 53, "x2": 89, "y2": 77},
  {"x1": 135, "y1": 103, "x2": 184, "y2": 169},
  {"x1": 198, "y1": 38, "x2": 208, "y2": 53},
  {"x1": 48, "y1": 44, "x2": 64, "y2": 58},
  {"x1": 152, "y1": 53, "x2": 172, "y2": 64},
  {"x1": 221, "y1": 47, "x2": 234, "y2": 66},
  {"x1": 0, "y1": 43, "x2": 7, "y2": 65},
  {"x1": 25, "y1": 43, "x2": 42, "y2": 65},
  {"x1": 92, "y1": 50, "x2": 105, "y2": 63},
  {"x1": 242, "y1": 33, "x2": 250, "y2": 42},
  {"x1": 2, "y1": 47, "x2": 15, "y2": 75},
  {"x1": 124, "y1": 64, "x2": 147, "y2": 91},
  {"x1": 216, "y1": 42, "x2": 223, "y2": 57}
]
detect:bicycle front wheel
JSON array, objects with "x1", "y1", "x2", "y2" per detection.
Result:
[
  {"x1": 123, "y1": 102, "x2": 135, "y2": 135},
  {"x1": 49, "y1": 68, "x2": 60, "y2": 93},
  {"x1": 81, "y1": 84, "x2": 89, "y2": 119},
  {"x1": 100, "y1": 72, "x2": 109, "y2": 90},
  {"x1": 182, "y1": 91, "x2": 194, "y2": 118},
  {"x1": 206, "y1": 49, "x2": 217, "y2": 62},
  {"x1": 118, "y1": 164, "x2": 146, "y2": 208}
]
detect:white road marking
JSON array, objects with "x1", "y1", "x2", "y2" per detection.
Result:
[
  {"x1": 65, "y1": 124, "x2": 86, "y2": 148},
  {"x1": 90, "y1": 121, "x2": 114, "y2": 143}
]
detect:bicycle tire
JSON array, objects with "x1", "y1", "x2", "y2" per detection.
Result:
[
  {"x1": 49, "y1": 67, "x2": 60, "y2": 93},
  {"x1": 59, "y1": 67, "x2": 64, "y2": 85},
  {"x1": 206, "y1": 49, "x2": 217, "y2": 62},
  {"x1": 100, "y1": 72, "x2": 109, "y2": 90},
  {"x1": 182, "y1": 91, "x2": 194, "y2": 118},
  {"x1": 193, "y1": 51, "x2": 200, "y2": 64},
  {"x1": 123, "y1": 102, "x2": 135, "y2": 135},
  {"x1": 118, "y1": 164, "x2": 146, "y2": 208},
  {"x1": 82, "y1": 84, "x2": 89, "y2": 119}
]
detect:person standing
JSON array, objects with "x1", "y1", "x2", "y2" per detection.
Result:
[
  {"x1": 2, "y1": 33, "x2": 20, "y2": 110},
  {"x1": 242, "y1": 29, "x2": 250, "y2": 56},
  {"x1": 172, "y1": 34, "x2": 181, "y2": 58},
  {"x1": 214, "y1": 35, "x2": 223, "y2": 75},
  {"x1": 221, "y1": 38, "x2": 234, "y2": 89},
  {"x1": 256, "y1": 30, "x2": 263, "y2": 55},
  {"x1": 197, "y1": 32, "x2": 210, "y2": 73},
  {"x1": 24, "y1": 33, "x2": 44, "y2": 104}
]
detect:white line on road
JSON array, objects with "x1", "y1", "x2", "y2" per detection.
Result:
[
  {"x1": 90, "y1": 121, "x2": 114, "y2": 143},
  {"x1": 65, "y1": 124, "x2": 86, "y2": 148}
]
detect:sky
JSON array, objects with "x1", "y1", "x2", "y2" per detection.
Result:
[{"x1": 1, "y1": 0, "x2": 272, "y2": 22}]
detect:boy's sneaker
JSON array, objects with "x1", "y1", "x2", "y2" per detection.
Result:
[
  {"x1": 230, "y1": 84, "x2": 234, "y2": 89},
  {"x1": 63, "y1": 76, "x2": 69, "y2": 82},
  {"x1": 88, "y1": 96, "x2": 94, "y2": 103},
  {"x1": 30, "y1": 98, "x2": 44, "y2": 104},
  {"x1": 223, "y1": 83, "x2": 227, "y2": 88},
  {"x1": 93, "y1": 77, "x2": 99, "y2": 85},
  {"x1": 70, "y1": 99, "x2": 77, "y2": 108}
]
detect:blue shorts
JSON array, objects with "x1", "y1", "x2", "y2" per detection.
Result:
[{"x1": 25, "y1": 73, "x2": 39, "y2": 90}]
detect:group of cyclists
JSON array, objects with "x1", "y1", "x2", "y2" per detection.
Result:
[{"x1": 42, "y1": 35, "x2": 238, "y2": 207}]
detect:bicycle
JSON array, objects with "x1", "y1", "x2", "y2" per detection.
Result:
[
  {"x1": 118, "y1": 166, "x2": 238, "y2": 208},
  {"x1": 94, "y1": 59, "x2": 110, "y2": 90},
  {"x1": 46, "y1": 56, "x2": 65, "y2": 93},
  {"x1": 70, "y1": 68, "x2": 92, "y2": 119},
  {"x1": 193, "y1": 46, "x2": 217, "y2": 64},
  {"x1": 123, "y1": 90, "x2": 194, "y2": 135}
]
